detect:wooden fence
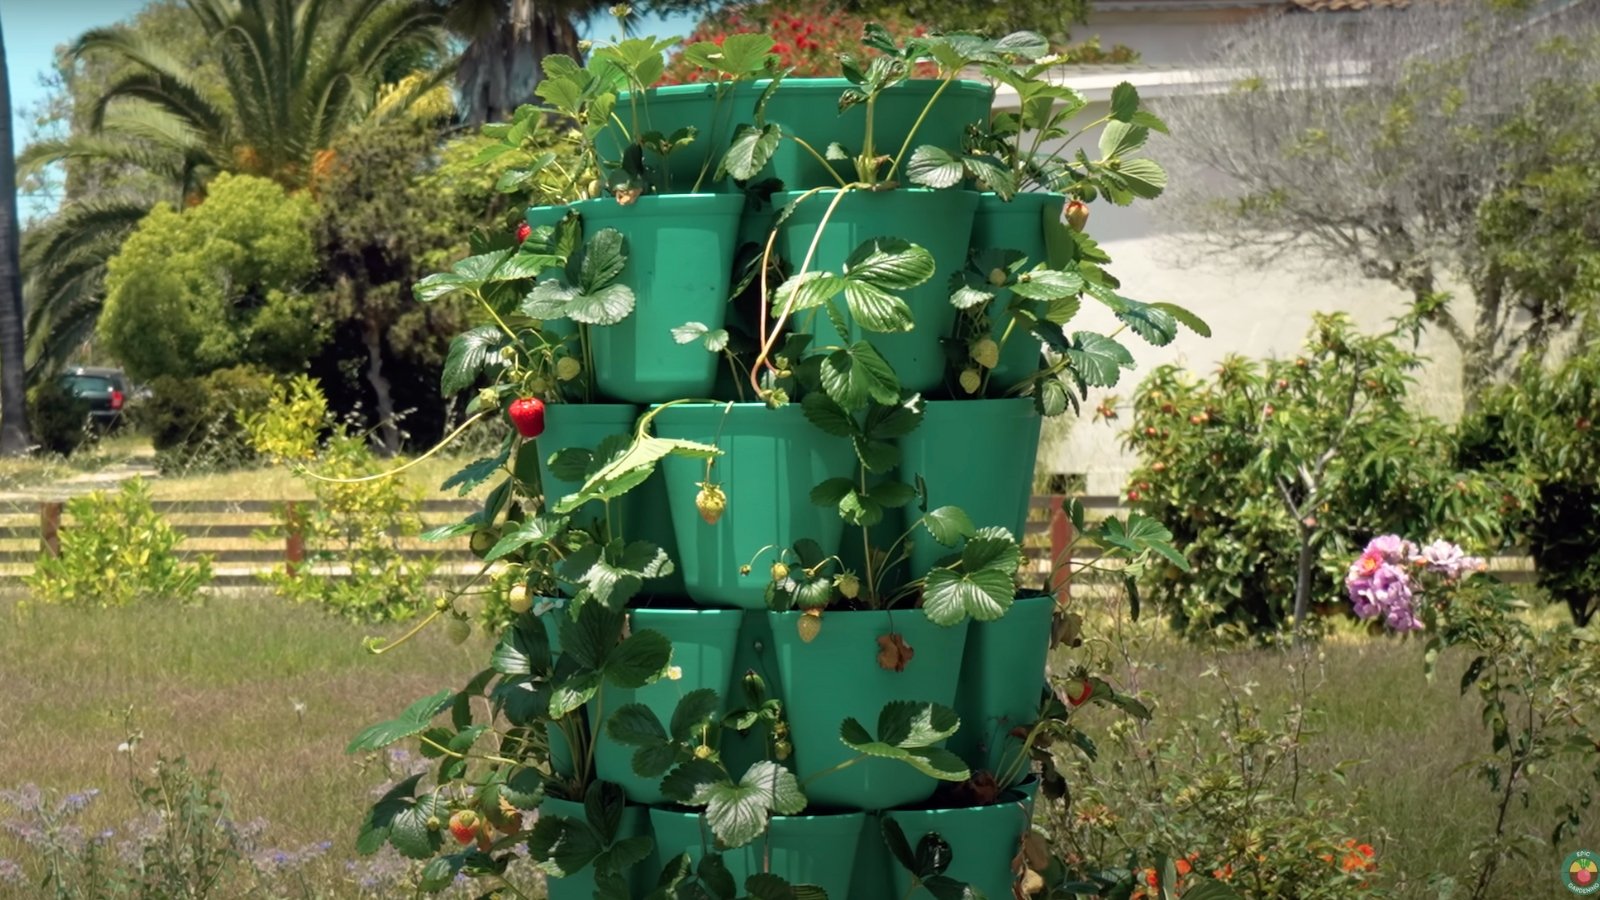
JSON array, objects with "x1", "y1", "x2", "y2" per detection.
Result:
[{"x1": 0, "y1": 495, "x2": 1531, "y2": 594}]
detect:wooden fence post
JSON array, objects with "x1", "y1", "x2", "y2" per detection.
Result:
[
  {"x1": 285, "y1": 501, "x2": 305, "y2": 576},
  {"x1": 40, "y1": 501, "x2": 62, "y2": 558},
  {"x1": 1049, "y1": 495, "x2": 1072, "y2": 605}
]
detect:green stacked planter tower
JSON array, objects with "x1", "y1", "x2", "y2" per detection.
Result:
[
  {"x1": 519, "y1": 67, "x2": 1063, "y2": 898},
  {"x1": 354, "y1": 24, "x2": 1198, "y2": 900}
]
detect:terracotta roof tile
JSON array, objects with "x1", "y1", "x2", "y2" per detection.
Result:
[{"x1": 1290, "y1": 0, "x2": 1415, "y2": 10}]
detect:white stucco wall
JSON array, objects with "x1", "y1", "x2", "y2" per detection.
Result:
[{"x1": 1020, "y1": 96, "x2": 1465, "y2": 493}]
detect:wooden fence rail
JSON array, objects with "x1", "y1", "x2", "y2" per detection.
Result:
[{"x1": 4, "y1": 495, "x2": 1532, "y2": 594}]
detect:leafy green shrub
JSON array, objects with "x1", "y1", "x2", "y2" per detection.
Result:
[
  {"x1": 26, "y1": 378, "x2": 94, "y2": 457},
  {"x1": 1465, "y1": 338, "x2": 1600, "y2": 626},
  {"x1": 27, "y1": 477, "x2": 211, "y2": 606},
  {"x1": 1041, "y1": 659, "x2": 1387, "y2": 900},
  {"x1": 1117, "y1": 313, "x2": 1519, "y2": 638},
  {"x1": 137, "y1": 365, "x2": 279, "y2": 473},
  {"x1": 246, "y1": 376, "x2": 436, "y2": 623}
]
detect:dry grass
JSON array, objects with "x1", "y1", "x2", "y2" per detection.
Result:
[{"x1": 0, "y1": 597, "x2": 487, "y2": 895}]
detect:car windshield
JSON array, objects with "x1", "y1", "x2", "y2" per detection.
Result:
[{"x1": 63, "y1": 376, "x2": 119, "y2": 395}]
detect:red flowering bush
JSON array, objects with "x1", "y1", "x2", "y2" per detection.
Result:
[
  {"x1": 660, "y1": 0, "x2": 1138, "y2": 84},
  {"x1": 660, "y1": 0, "x2": 932, "y2": 82}
]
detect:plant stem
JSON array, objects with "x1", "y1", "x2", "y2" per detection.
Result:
[
  {"x1": 792, "y1": 136, "x2": 850, "y2": 188},
  {"x1": 295, "y1": 411, "x2": 490, "y2": 485},
  {"x1": 799, "y1": 755, "x2": 862, "y2": 788},
  {"x1": 888, "y1": 74, "x2": 954, "y2": 182}
]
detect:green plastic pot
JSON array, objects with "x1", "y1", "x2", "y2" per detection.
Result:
[
  {"x1": 774, "y1": 188, "x2": 980, "y2": 392},
  {"x1": 758, "y1": 78, "x2": 995, "y2": 189},
  {"x1": 648, "y1": 808, "x2": 865, "y2": 899},
  {"x1": 970, "y1": 192, "x2": 1063, "y2": 387},
  {"x1": 590, "y1": 608, "x2": 744, "y2": 803},
  {"x1": 897, "y1": 398, "x2": 1041, "y2": 575},
  {"x1": 767, "y1": 609, "x2": 969, "y2": 810},
  {"x1": 599, "y1": 83, "x2": 761, "y2": 193},
  {"x1": 950, "y1": 593, "x2": 1054, "y2": 776},
  {"x1": 538, "y1": 403, "x2": 683, "y2": 595},
  {"x1": 575, "y1": 194, "x2": 745, "y2": 403},
  {"x1": 883, "y1": 794, "x2": 1036, "y2": 900},
  {"x1": 655, "y1": 403, "x2": 857, "y2": 608},
  {"x1": 539, "y1": 796, "x2": 658, "y2": 900}
]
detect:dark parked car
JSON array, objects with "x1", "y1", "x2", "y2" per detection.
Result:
[{"x1": 57, "y1": 366, "x2": 129, "y2": 430}]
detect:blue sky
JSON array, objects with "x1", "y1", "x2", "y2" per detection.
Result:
[{"x1": 3, "y1": 1, "x2": 696, "y2": 217}]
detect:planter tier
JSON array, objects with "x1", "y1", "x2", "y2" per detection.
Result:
[
  {"x1": 648, "y1": 808, "x2": 865, "y2": 899},
  {"x1": 655, "y1": 403, "x2": 857, "y2": 608},
  {"x1": 599, "y1": 78, "x2": 995, "y2": 192},
  {"x1": 884, "y1": 793, "x2": 1036, "y2": 900},
  {"x1": 575, "y1": 194, "x2": 744, "y2": 404},
  {"x1": 897, "y1": 398, "x2": 1042, "y2": 575},
  {"x1": 760, "y1": 78, "x2": 995, "y2": 189},
  {"x1": 970, "y1": 192, "x2": 1062, "y2": 388},
  {"x1": 774, "y1": 188, "x2": 980, "y2": 393},
  {"x1": 589, "y1": 608, "x2": 744, "y2": 803},
  {"x1": 950, "y1": 592, "x2": 1055, "y2": 776},
  {"x1": 537, "y1": 403, "x2": 683, "y2": 595},
  {"x1": 768, "y1": 609, "x2": 969, "y2": 810}
]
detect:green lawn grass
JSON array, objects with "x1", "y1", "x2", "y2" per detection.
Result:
[
  {"x1": 0, "y1": 594, "x2": 1591, "y2": 898},
  {"x1": 0, "y1": 597, "x2": 489, "y2": 897}
]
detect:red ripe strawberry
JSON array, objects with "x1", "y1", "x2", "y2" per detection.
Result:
[
  {"x1": 515, "y1": 222, "x2": 532, "y2": 243},
  {"x1": 448, "y1": 810, "x2": 479, "y2": 845},
  {"x1": 508, "y1": 397, "x2": 545, "y2": 438}
]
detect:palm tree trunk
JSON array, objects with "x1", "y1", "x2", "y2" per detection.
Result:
[
  {"x1": 455, "y1": 0, "x2": 581, "y2": 126},
  {"x1": 0, "y1": 19, "x2": 35, "y2": 455}
]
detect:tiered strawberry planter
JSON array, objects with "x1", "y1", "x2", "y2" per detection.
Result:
[{"x1": 349, "y1": 25, "x2": 1204, "y2": 900}]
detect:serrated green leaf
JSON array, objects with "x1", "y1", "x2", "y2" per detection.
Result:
[
  {"x1": 844, "y1": 280, "x2": 915, "y2": 332},
  {"x1": 492, "y1": 614, "x2": 554, "y2": 675},
  {"x1": 906, "y1": 145, "x2": 966, "y2": 189},
  {"x1": 722, "y1": 122, "x2": 782, "y2": 180},
  {"x1": 441, "y1": 326, "x2": 508, "y2": 396},
  {"x1": 1114, "y1": 158, "x2": 1167, "y2": 199},
  {"x1": 1109, "y1": 82, "x2": 1140, "y2": 121},
  {"x1": 801, "y1": 393, "x2": 859, "y2": 437},
  {"x1": 844, "y1": 237, "x2": 936, "y2": 290},
  {"x1": 607, "y1": 629, "x2": 673, "y2": 688},
  {"x1": 1010, "y1": 268, "x2": 1084, "y2": 301},
  {"x1": 485, "y1": 516, "x2": 567, "y2": 562},
  {"x1": 821, "y1": 342, "x2": 900, "y2": 411},
  {"x1": 1099, "y1": 121, "x2": 1149, "y2": 159},
  {"x1": 1065, "y1": 332, "x2": 1135, "y2": 387},
  {"x1": 775, "y1": 271, "x2": 847, "y2": 313},
  {"x1": 922, "y1": 506, "x2": 975, "y2": 546},
  {"x1": 810, "y1": 477, "x2": 857, "y2": 506},
  {"x1": 347, "y1": 690, "x2": 454, "y2": 753},
  {"x1": 389, "y1": 792, "x2": 448, "y2": 859}
]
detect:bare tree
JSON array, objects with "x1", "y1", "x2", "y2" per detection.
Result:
[{"x1": 1161, "y1": 0, "x2": 1600, "y2": 400}]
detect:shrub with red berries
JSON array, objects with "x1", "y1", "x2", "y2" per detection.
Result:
[{"x1": 662, "y1": 0, "x2": 932, "y2": 82}]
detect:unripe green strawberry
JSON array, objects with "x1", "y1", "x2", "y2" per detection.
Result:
[
  {"x1": 476, "y1": 388, "x2": 499, "y2": 410},
  {"x1": 470, "y1": 528, "x2": 497, "y2": 556},
  {"x1": 971, "y1": 337, "x2": 1000, "y2": 369},
  {"x1": 836, "y1": 572, "x2": 860, "y2": 599},
  {"x1": 695, "y1": 482, "x2": 726, "y2": 525},
  {"x1": 959, "y1": 368, "x2": 982, "y2": 395},
  {"x1": 770, "y1": 562, "x2": 790, "y2": 582},
  {"x1": 555, "y1": 357, "x2": 582, "y2": 382},
  {"x1": 445, "y1": 616, "x2": 471, "y2": 644},
  {"x1": 987, "y1": 267, "x2": 1008, "y2": 287},
  {"x1": 507, "y1": 583, "x2": 531, "y2": 614}
]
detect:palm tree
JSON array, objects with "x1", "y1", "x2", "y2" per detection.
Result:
[
  {"x1": 0, "y1": 17, "x2": 34, "y2": 454},
  {"x1": 441, "y1": 0, "x2": 710, "y2": 126},
  {"x1": 17, "y1": 0, "x2": 452, "y2": 378}
]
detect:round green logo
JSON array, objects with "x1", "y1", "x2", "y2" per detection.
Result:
[{"x1": 1567, "y1": 850, "x2": 1600, "y2": 895}]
